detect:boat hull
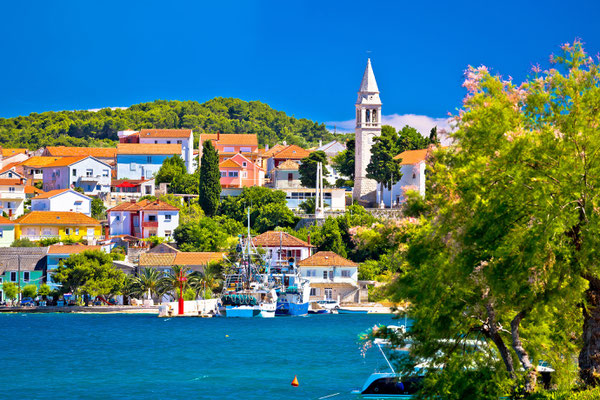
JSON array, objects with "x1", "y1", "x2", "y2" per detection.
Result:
[
  {"x1": 338, "y1": 308, "x2": 368, "y2": 314},
  {"x1": 224, "y1": 305, "x2": 261, "y2": 318},
  {"x1": 276, "y1": 301, "x2": 309, "y2": 316}
]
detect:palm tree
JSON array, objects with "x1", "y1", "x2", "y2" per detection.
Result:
[
  {"x1": 131, "y1": 268, "x2": 163, "y2": 302},
  {"x1": 188, "y1": 263, "x2": 224, "y2": 299},
  {"x1": 160, "y1": 265, "x2": 191, "y2": 301}
]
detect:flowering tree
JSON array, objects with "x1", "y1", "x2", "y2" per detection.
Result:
[{"x1": 390, "y1": 41, "x2": 600, "y2": 396}]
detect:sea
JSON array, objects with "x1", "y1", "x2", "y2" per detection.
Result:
[{"x1": 0, "y1": 312, "x2": 402, "y2": 400}]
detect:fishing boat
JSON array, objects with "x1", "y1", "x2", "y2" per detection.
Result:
[{"x1": 220, "y1": 209, "x2": 278, "y2": 318}]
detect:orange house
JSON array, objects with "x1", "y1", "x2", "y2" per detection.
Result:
[
  {"x1": 199, "y1": 133, "x2": 260, "y2": 164},
  {"x1": 219, "y1": 153, "x2": 264, "y2": 188}
]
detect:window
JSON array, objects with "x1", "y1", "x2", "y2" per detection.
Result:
[
  {"x1": 241, "y1": 171, "x2": 247, "y2": 178},
  {"x1": 145, "y1": 186, "x2": 152, "y2": 194},
  {"x1": 103, "y1": 169, "x2": 109, "y2": 177},
  {"x1": 240, "y1": 147, "x2": 251, "y2": 152},
  {"x1": 165, "y1": 230, "x2": 172, "y2": 237},
  {"x1": 86, "y1": 169, "x2": 93, "y2": 177},
  {"x1": 412, "y1": 173, "x2": 416, "y2": 179},
  {"x1": 228, "y1": 171, "x2": 238, "y2": 177},
  {"x1": 306, "y1": 269, "x2": 317, "y2": 277},
  {"x1": 310, "y1": 288, "x2": 317, "y2": 296},
  {"x1": 96, "y1": 185, "x2": 101, "y2": 190},
  {"x1": 242, "y1": 162, "x2": 247, "y2": 167},
  {"x1": 7, "y1": 172, "x2": 12, "y2": 178},
  {"x1": 177, "y1": 140, "x2": 182, "y2": 144},
  {"x1": 341, "y1": 270, "x2": 351, "y2": 278},
  {"x1": 74, "y1": 201, "x2": 82, "y2": 205},
  {"x1": 72, "y1": 169, "x2": 77, "y2": 177},
  {"x1": 328, "y1": 271, "x2": 334, "y2": 280},
  {"x1": 224, "y1": 147, "x2": 235, "y2": 153},
  {"x1": 23, "y1": 272, "x2": 30, "y2": 282},
  {"x1": 288, "y1": 173, "x2": 293, "y2": 182},
  {"x1": 165, "y1": 214, "x2": 171, "y2": 222},
  {"x1": 115, "y1": 215, "x2": 120, "y2": 221},
  {"x1": 130, "y1": 163, "x2": 137, "y2": 171},
  {"x1": 220, "y1": 171, "x2": 226, "y2": 177},
  {"x1": 147, "y1": 156, "x2": 152, "y2": 163},
  {"x1": 8, "y1": 187, "x2": 14, "y2": 192},
  {"x1": 75, "y1": 228, "x2": 79, "y2": 235},
  {"x1": 0, "y1": 229, "x2": 3, "y2": 238},
  {"x1": 323, "y1": 270, "x2": 328, "y2": 280},
  {"x1": 148, "y1": 215, "x2": 157, "y2": 221},
  {"x1": 65, "y1": 228, "x2": 71, "y2": 235},
  {"x1": 10, "y1": 271, "x2": 17, "y2": 282},
  {"x1": 324, "y1": 288, "x2": 333, "y2": 300},
  {"x1": 154, "y1": 140, "x2": 158, "y2": 144}
]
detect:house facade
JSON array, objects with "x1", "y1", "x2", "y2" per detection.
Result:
[
  {"x1": 108, "y1": 178, "x2": 156, "y2": 207},
  {"x1": 266, "y1": 145, "x2": 311, "y2": 173},
  {"x1": 298, "y1": 251, "x2": 360, "y2": 303},
  {"x1": 252, "y1": 230, "x2": 313, "y2": 267},
  {"x1": 0, "y1": 247, "x2": 49, "y2": 302},
  {"x1": 269, "y1": 159, "x2": 301, "y2": 189},
  {"x1": 31, "y1": 189, "x2": 92, "y2": 216},
  {"x1": 281, "y1": 188, "x2": 347, "y2": 212},
  {"x1": 46, "y1": 244, "x2": 104, "y2": 290},
  {"x1": 379, "y1": 149, "x2": 428, "y2": 207},
  {"x1": 14, "y1": 211, "x2": 102, "y2": 242},
  {"x1": 0, "y1": 216, "x2": 15, "y2": 247},
  {"x1": 116, "y1": 143, "x2": 182, "y2": 180},
  {"x1": 218, "y1": 153, "x2": 264, "y2": 188},
  {"x1": 199, "y1": 133, "x2": 261, "y2": 164},
  {"x1": 0, "y1": 178, "x2": 26, "y2": 219},
  {"x1": 19, "y1": 156, "x2": 62, "y2": 183},
  {"x1": 41, "y1": 156, "x2": 112, "y2": 196},
  {"x1": 107, "y1": 199, "x2": 179, "y2": 239}
]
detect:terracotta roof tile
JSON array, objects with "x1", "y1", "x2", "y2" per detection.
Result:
[
  {"x1": 19, "y1": 156, "x2": 63, "y2": 168},
  {"x1": 394, "y1": 149, "x2": 428, "y2": 165},
  {"x1": 0, "y1": 178, "x2": 23, "y2": 186},
  {"x1": 32, "y1": 188, "x2": 90, "y2": 200},
  {"x1": 253, "y1": 231, "x2": 311, "y2": 248},
  {"x1": 139, "y1": 129, "x2": 192, "y2": 138},
  {"x1": 15, "y1": 211, "x2": 100, "y2": 226},
  {"x1": 200, "y1": 133, "x2": 258, "y2": 147},
  {"x1": 275, "y1": 159, "x2": 299, "y2": 171},
  {"x1": 174, "y1": 252, "x2": 225, "y2": 265},
  {"x1": 262, "y1": 144, "x2": 286, "y2": 159},
  {"x1": 48, "y1": 244, "x2": 102, "y2": 254},
  {"x1": 0, "y1": 162, "x2": 21, "y2": 174},
  {"x1": 297, "y1": 251, "x2": 358, "y2": 267},
  {"x1": 45, "y1": 147, "x2": 117, "y2": 158},
  {"x1": 2, "y1": 148, "x2": 27, "y2": 157},
  {"x1": 138, "y1": 253, "x2": 176, "y2": 266},
  {"x1": 273, "y1": 145, "x2": 311, "y2": 160},
  {"x1": 219, "y1": 159, "x2": 241, "y2": 168},
  {"x1": 0, "y1": 215, "x2": 14, "y2": 224},
  {"x1": 108, "y1": 199, "x2": 179, "y2": 212},
  {"x1": 117, "y1": 143, "x2": 182, "y2": 155},
  {"x1": 41, "y1": 156, "x2": 88, "y2": 168},
  {"x1": 24, "y1": 186, "x2": 43, "y2": 195}
]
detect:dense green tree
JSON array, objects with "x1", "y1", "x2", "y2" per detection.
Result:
[
  {"x1": 311, "y1": 217, "x2": 347, "y2": 257},
  {"x1": 366, "y1": 128, "x2": 402, "y2": 195},
  {"x1": 10, "y1": 238, "x2": 36, "y2": 247},
  {"x1": 396, "y1": 124, "x2": 431, "y2": 151},
  {"x1": 253, "y1": 202, "x2": 297, "y2": 233},
  {"x1": 174, "y1": 216, "x2": 244, "y2": 252},
  {"x1": 21, "y1": 284, "x2": 37, "y2": 298},
  {"x1": 38, "y1": 284, "x2": 51, "y2": 298},
  {"x1": 91, "y1": 197, "x2": 106, "y2": 220},
  {"x1": 155, "y1": 155, "x2": 187, "y2": 185},
  {"x1": 52, "y1": 251, "x2": 126, "y2": 300},
  {"x1": 299, "y1": 150, "x2": 329, "y2": 188},
  {"x1": 2, "y1": 282, "x2": 18, "y2": 303},
  {"x1": 170, "y1": 168, "x2": 200, "y2": 195},
  {"x1": 198, "y1": 140, "x2": 221, "y2": 216},
  {"x1": 331, "y1": 139, "x2": 355, "y2": 181}
]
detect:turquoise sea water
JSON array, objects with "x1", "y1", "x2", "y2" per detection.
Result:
[{"x1": 0, "y1": 313, "x2": 399, "y2": 400}]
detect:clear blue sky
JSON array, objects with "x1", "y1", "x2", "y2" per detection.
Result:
[{"x1": 1, "y1": 0, "x2": 599, "y2": 125}]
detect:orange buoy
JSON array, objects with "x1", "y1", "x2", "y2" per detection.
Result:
[{"x1": 291, "y1": 375, "x2": 299, "y2": 387}]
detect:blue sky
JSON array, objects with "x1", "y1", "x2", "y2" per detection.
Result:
[{"x1": 1, "y1": 1, "x2": 599, "y2": 133}]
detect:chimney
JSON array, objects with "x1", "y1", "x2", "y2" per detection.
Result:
[
  {"x1": 319, "y1": 140, "x2": 322, "y2": 147},
  {"x1": 217, "y1": 130, "x2": 220, "y2": 141},
  {"x1": 307, "y1": 232, "x2": 311, "y2": 247},
  {"x1": 265, "y1": 144, "x2": 269, "y2": 151},
  {"x1": 141, "y1": 175, "x2": 144, "y2": 180},
  {"x1": 130, "y1": 199, "x2": 136, "y2": 203}
]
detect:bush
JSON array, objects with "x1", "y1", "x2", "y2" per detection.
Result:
[
  {"x1": 528, "y1": 388, "x2": 600, "y2": 400},
  {"x1": 22, "y1": 284, "x2": 38, "y2": 298},
  {"x1": 183, "y1": 288, "x2": 196, "y2": 301}
]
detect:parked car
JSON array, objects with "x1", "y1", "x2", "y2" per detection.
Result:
[{"x1": 20, "y1": 297, "x2": 35, "y2": 307}]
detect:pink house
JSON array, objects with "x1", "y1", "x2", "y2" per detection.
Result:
[{"x1": 219, "y1": 153, "x2": 264, "y2": 188}]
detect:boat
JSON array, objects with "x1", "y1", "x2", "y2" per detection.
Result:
[
  {"x1": 219, "y1": 209, "x2": 278, "y2": 318},
  {"x1": 338, "y1": 307, "x2": 368, "y2": 314},
  {"x1": 268, "y1": 235, "x2": 311, "y2": 316}
]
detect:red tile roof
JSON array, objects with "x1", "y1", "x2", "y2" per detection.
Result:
[
  {"x1": 48, "y1": 244, "x2": 102, "y2": 254},
  {"x1": 117, "y1": 143, "x2": 182, "y2": 155},
  {"x1": 0, "y1": 215, "x2": 14, "y2": 224},
  {"x1": 32, "y1": 188, "x2": 89, "y2": 200},
  {"x1": 139, "y1": 129, "x2": 193, "y2": 138},
  {"x1": 42, "y1": 156, "x2": 88, "y2": 168},
  {"x1": 262, "y1": 144, "x2": 286, "y2": 159},
  {"x1": 0, "y1": 162, "x2": 21, "y2": 174},
  {"x1": 394, "y1": 149, "x2": 428, "y2": 165},
  {"x1": 108, "y1": 199, "x2": 179, "y2": 212},
  {"x1": 219, "y1": 159, "x2": 241, "y2": 168},
  {"x1": 297, "y1": 251, "x2": 358, "y2": 267},
  {"x1": 200, "y1": 133, "x2": 258, "y2": 147},
  {"x1": 24, "y1": 186, "x2": 43, "y2": 195},
  {"x1": 273, "y1": 145, "x2": 311, "y2": 160},
  {"x1": 2, "y1": 148, "x2": 27, "y2": 157},
  {"x1": 45, "y1": 147, "x2": 117, "y2": 158},
  {"x1": 0, "y1": 178, "x2": 24, "y2": 186},
  {"x1": 19, "y1": 156, "x2": 63, "y2": 168},
  {"x1": 15, "y1": 211, "x2": 100, "y2": 226},
  {"x1": 253, "y1": 231, "x2": 312, "y2": 248},
  {"x1": 174, "y1": 252, "x2": 225, "y2": 265}
]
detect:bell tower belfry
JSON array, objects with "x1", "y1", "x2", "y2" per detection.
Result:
[{"x1": 352, "y1": 58, "x2": 382, "y2": 204}]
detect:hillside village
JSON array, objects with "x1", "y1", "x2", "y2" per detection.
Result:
[{"x1": 0, "y1": 60, "x2": 434, "y2": 306}]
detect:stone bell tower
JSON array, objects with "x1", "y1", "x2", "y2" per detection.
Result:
[{"x1": 352, "y1": 58, "x2": 382, "y2": 204}]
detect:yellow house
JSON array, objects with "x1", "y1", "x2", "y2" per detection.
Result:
[{"x1": 14, "y1": 211, "x2": 102, "y2": 242}]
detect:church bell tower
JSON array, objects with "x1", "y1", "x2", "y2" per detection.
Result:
[{"x1": 352, "y1": 58, "x2": 382, "y2": 204}]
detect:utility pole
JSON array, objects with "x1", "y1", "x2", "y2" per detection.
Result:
[{"x1": 17, "y1": 255, "x2": 21, "y2": 302}]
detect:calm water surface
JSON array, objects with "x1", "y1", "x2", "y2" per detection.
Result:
[{"x1": 0, "y1": 313, "x2": 399, "y2": 400}]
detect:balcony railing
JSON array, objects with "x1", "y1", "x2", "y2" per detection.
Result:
[{"x1": 142, "y1": 221, "x2": 159, "y2": 228}]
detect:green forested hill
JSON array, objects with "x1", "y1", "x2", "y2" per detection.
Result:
[{"x1": 0, "y1": 98, "x2": 340, "y2": 149}]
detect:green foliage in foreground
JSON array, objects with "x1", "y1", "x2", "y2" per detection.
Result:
[
  {"x1": 2, "y1": 282, "x2": 18, "y2": 301},
  {"x1": 21, "y1": 284, "x2": 37, "y2": 298},
  {"x1": 529, "y1": 388, "x2": 600, "y2": 400},
  {"x1": 0, "y1": 98, "x2": 334, "y2": 149}
]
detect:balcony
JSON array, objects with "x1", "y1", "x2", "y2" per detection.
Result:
[{"x1": 142, "y1": 221, "x2": 159, "y2": 228}]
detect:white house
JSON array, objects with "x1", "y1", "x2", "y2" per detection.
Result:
[
  {"x1": 281, "y1": 188, "x2": 347, "y2": 212},
  {"x1": 116, "y1": 143, "x2": 182, "y2": 180},
  {"x1": 31, "y1": 189, "x2": 92, "y2": 216},
  {"x1": 118, "y1": 129, "x2": 194, "y2": 173},
  {"x1": 107, "y1": 199, "x2": 179, "y2": 239},
  {"x1": 297, "y1": 251, "x2": 361, "y2": 303},
  {"x1": 252, "y1": 230, "x2": 313, "y2": 267},
  {"x1": 0, "y1": 164, "x2": 26, "y2": 181},
  {"x1": 0, "y1": 178, "x2": 26, "y2": 219},
  {"x1": 41, "y1": 156, "x2": 112, "y2": 196},
  {"x1": 379, "y1": 149, "x2": 428, "y2": 207}
]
